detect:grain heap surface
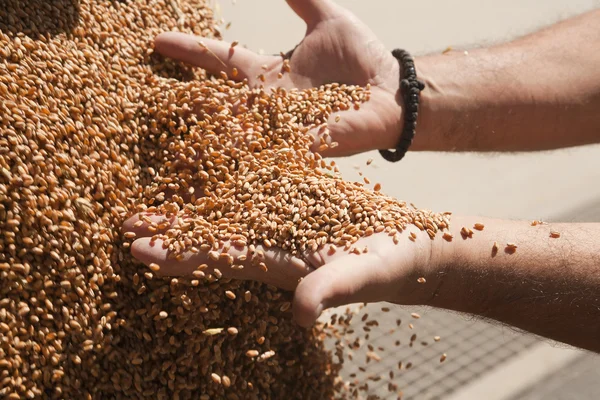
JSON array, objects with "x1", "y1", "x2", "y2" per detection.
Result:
[{"x1": 0, "y1": 0, "x2": 449, "y2": 399}]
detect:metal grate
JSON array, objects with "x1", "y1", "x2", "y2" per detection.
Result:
[{"x1": 325, "y1": 304, "x2": 539, "y2": 399}]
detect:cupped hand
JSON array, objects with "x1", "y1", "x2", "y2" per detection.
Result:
[
  {"x1": 154, "y1": 0, "x2": 402, "y2": 156},
  {"x1": 294, "y1": 224, "x2": 436, "y2": 327},
  {"x1": 122, "y1": 212, "x2": 314, "y2": 291},
  {"x1": 124, "y1": 212, "x2": 436, "y2": 327}
]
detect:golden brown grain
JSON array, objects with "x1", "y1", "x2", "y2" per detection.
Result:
[
  {"x1": 0, "y1": 1, "x2": 451, "y2": 398},
  {"x1": 460, "y1": 227, "x2": 474, "y2": 239},
  {"x1": 492, "y1": 241, "x2": 499, "y2": 257},
  {"x1": 227, "y1": 327, "x2": 239, "y2": 335},
  {"x1": 505, "y1": 243, "x2": 518, "y2": 254},
  {"x1": 211, "y1": 373, "x2": 222, "y2": 384},
  {"x1": 149, "y1": 263, "x2": 161, "y2": 272},
  {"x1": 246, "y1": 350, "x2": 259, "y2": 358}
]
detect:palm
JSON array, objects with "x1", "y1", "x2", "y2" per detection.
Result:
[
  {"x1": 155, "y1": 0, "x2": 402, "y2": 155},
  {"x1": 266, "y1": 16, "x2": 389, "y2": 90},
  {"x1": 123, "y1": 211, "x2": 427, "y2": 326}
]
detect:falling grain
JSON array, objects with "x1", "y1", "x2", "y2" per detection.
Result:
[
  {"x1": 473, "y1": 223, "x2": 485, "y2": 231},
  {"x1": 505, "y1": 243, "x2": 518, "y2": 254},
  {"x1": 492, "y1": 241, "x2": 499, "y2": 257},
  {"x1": 211, "y1": 373, "x2": 222, "y2": 384},
  {"x1": 460, "y1": 227, "x2": 474, "y2": 239}
]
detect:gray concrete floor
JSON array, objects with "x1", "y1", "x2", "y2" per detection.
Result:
[{"x1": 214, "y1": 0, "x2": 600, "y2": 398}]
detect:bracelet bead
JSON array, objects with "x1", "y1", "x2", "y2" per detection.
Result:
[{"x1": 379, "y1": 49, "x2": 425, "y2": 162}]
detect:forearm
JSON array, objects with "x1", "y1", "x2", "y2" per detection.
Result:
[
  {"x1": 424, "y1": 216, "x2": 600, "y2": 352},
  {"x1": 412, "y1": 9, "x2": 600, "y2": 152}
]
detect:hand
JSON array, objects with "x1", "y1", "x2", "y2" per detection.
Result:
[
  {"x1": 294, "y1": 225, "x2": 437, "y2": 327},
  {"x1": 123, "y1": 211, "x2": 437, "y2": 325},
  {"x1": 122, "y1": 212, "x2": 315, "y2": 291},
  {"x1": 154, "y1": 0, "x2": 402, "y2": 156}
]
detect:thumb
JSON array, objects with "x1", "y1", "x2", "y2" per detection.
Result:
[
  {"x1": 286, "y1": 0, "x2": 342, "y2": 26},
  {"x1": 293, "y1": 253, "x2": 390, "y2": 327},
  {"x1": 309, "y1": 95, "x2": 401, "y2": 157},
  {"x1": 308, "y1": 110, "x2": 375, "y2": 157},
  {"x1": 308, "y1": 114, "x2": 362, "y2": 157}
]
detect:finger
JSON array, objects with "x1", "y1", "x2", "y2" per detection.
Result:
[
  {"x1": 162, "y1": 184, "x2": 206, "y2": 205},
  {"x1": 309, "y1": 90, "x2": 402, "y2": 157},
  {"x1": 293, "y1": 253, "x2": 389, "y2": 327},
  {"x1": 260, "y1": 247, "x2": 315, "y2": 290},
  {"x1": 286, "y1": 0, "x2": 342, "y2": 26},
  {"x1": 122, "y1": 212, "x2": 177, "y2": 238},
  {"x1": 131, "y1": 238, "x2": 314, "y2": 291},
  {"x1": 154, "y1": 32, "x2": 264, "y2": 80}
]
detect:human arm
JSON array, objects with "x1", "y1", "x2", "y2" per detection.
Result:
[
  {"x1": 154, "y1": 2, "x2": 600, "y2": 156},
  {"x1": 292, "y1": 216, "x2": 600, "y2": 353},
  {"x1": 125, "y1": 210, "x2": 600, "y2": 352},
  {"x1": 415, "y1": 9, "x2": 600, "y2": 152},
  {"x1": 429, "y1": 216, "x2": 600, "y2": 352}
]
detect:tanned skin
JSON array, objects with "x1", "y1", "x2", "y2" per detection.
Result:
[{"x1": 126, "y1": 2, "x2": 600, "y2": 352}]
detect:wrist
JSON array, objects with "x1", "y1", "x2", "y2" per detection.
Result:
[
  {"x1": 378, "y1": 53, "x2": 440, "y2": 154},
  {"x1": 405, "y1": 215, "x2": 471, "y2": 309},
  {"x1": 409, "y1": 54, "x2": 446, "y2": 151},
  {"x1": 387, "y1": 227, "x2": 447, "y2": 307},
  {"x1": 377, "y1": 56, "x2": 404, "y2": 150},
  {"x1": 421, "y1": 215, "x2": 497, "y2": 313}
]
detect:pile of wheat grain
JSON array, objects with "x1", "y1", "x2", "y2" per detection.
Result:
[{"x1": 0, "y1": 1, "x2": 448, "y2": 399}]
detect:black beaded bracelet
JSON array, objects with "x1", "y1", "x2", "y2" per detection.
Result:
[{"x1": 379, "y1": 49, "x2": 425, "y2": 162}]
